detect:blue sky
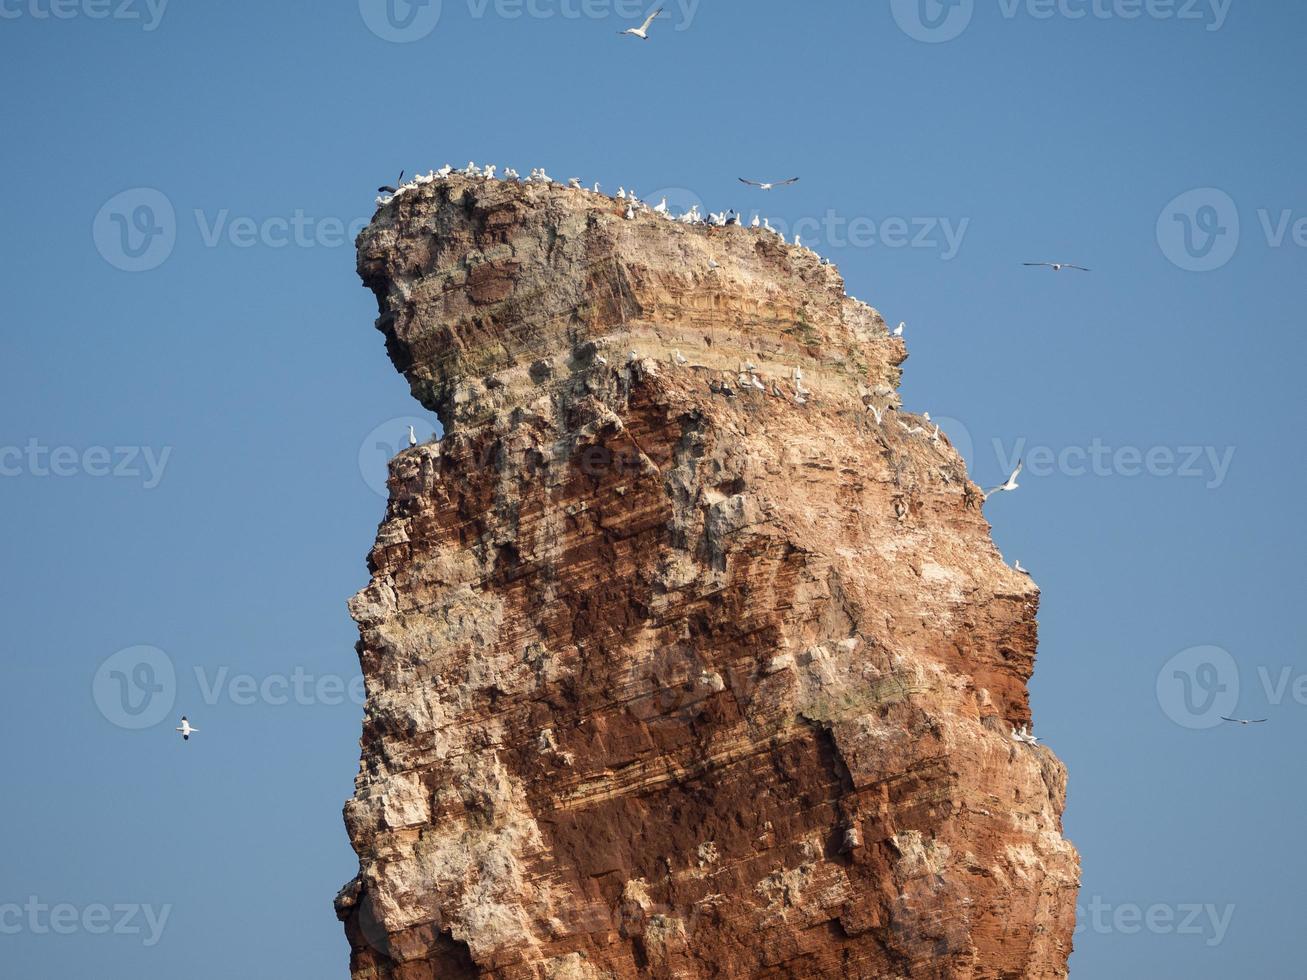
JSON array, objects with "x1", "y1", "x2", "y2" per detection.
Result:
[{"x1": 1, "y1": 1, "x2": 1303, "y2": 975}]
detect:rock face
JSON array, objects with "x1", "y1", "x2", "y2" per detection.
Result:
[{"x1": 337, "y1": 174, "x2": 1080, "y2": 979}]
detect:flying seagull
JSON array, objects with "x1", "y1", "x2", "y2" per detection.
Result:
[
  {"x1": 176, "y1": 716, "x2": 198, "y2": 741},
  {"x1": 407, "y1": 425, "x2": 417, "y2": 448},
  {"x1": 1221, "y1": 717, "x2": 1269, "y2": 726},
  {"x1": 985, "y1": 460, "x2": 1023, "y2": 499},
  {"x1": 378, "y1": 170, "x2": 405, "y2": 194},
  {"x1": 619, "y1": 8, "x2": 662, "y2": 39},
  {"x1": 1023, "y1": 262, "x2": 1090, "y2": 272},
  {"x1": 739, "y1": 177, "x2": 800, "y2": 190}
]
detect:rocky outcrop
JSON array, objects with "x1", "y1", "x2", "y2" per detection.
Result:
[{"x1": 336, "y1": 173, "x2": 1080, "y2": 979}]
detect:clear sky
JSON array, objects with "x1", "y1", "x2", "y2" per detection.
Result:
[{"x1": 1, "y1": 1, "x2": 1303, "y2": 976}]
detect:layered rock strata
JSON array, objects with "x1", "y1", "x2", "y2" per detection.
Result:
[{"x1": 336, "y1": 173, "x2": 1080, "y2": 979}]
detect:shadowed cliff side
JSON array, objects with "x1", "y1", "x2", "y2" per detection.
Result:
[{"x1": 336, "y1": 173, "x2": 1080, "y2": 979}]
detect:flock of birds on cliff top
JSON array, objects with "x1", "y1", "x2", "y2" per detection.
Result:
[{"x1": 375, "y1": 162, "x2": 1089, "y2": 275}]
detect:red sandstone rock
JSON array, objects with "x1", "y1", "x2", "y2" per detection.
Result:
[{"x1": 336, "y1": 174, "x2": 1080, "y2": 979}]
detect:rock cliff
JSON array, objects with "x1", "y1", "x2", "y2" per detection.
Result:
[{"x1": 336, "y1": 172, "x2": 1080, "y2": 979}]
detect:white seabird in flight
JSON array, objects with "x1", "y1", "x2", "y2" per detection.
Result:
[
  {"x1": 176, "y1": 716, "x2": 198, "y2": 741},
  {"x1": 1221, "y1": 717, "x2": 1269, "y2": 726},
  {"x1": 739, "y1": 177, "x2": 800, "y2": 191},
  {"x1": 1024, "y1": 262, "x2": 1091, "y2": 272},
  {"x1": 619, "y1": 8, "x2": 662, "y2": 39},
  {"x1": 984, "y1": 460, "x2": 1023, "y2": 500}
]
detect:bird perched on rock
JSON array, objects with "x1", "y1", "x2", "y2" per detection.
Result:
[
  {"x1": 408, "y1": 425, "x2": 417, "y2": 448},
  {"x1": 378, "y1": 170, "x2": 404, "y2": 194}
]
